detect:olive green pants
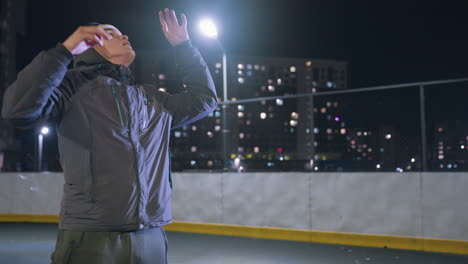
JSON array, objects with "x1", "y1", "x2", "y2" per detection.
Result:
[{"x1": 50, "y1": 227, "x2": 168, "y2": 264}]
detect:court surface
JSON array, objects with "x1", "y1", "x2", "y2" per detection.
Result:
[{"x1": 1, "y1": 223, "x2": 467, "y2": 264}]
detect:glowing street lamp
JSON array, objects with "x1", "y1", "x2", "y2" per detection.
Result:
[
  {"x1": 198, "y1": 19, "x2": 218, "y2": 38},
  {"x1": 198, "y1": 18, "x2": 230, "y2": 171},
  {"x1": 37, "y1": 126, "x2": 49, "y2": 171}
]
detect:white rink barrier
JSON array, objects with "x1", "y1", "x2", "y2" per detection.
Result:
[{"x1": 0, "y1": 172, "x2": 467, "y2": 248}]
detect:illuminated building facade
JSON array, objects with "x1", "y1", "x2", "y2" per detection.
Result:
[{"x1": 134, "y1": 50, "x2": 347, "y2": 170}]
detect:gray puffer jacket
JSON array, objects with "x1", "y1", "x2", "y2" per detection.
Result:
[{"x1": 2, "y1": 41, "x2": 217, "y2": 231}]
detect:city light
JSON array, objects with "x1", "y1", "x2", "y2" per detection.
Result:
[
  {"x1": 198, "y1": 19, "x2": 218, "y2": 38},
  {"x1": 411, "y1": 158, "x2": 416, "y2": 163},
  {"x1": 385, "y1": 134, "x2": 392, "y2": 140},
  {"x1": 260, "y1": 112, "x2": 267, "y2": 119},
  {"x1": 376, "y1": 164, "x2": 381, "y2": 169},
  {"x1": 40, "y1": 127, "x2": 49, "y2": 135}
]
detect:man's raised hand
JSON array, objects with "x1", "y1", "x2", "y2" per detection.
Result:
[
  {"x1": 63, "y1": 26, "x2": 113, "y2": 55},
  {"x1": 159, "y1": 8, "x2": 190, "y2": 47}
]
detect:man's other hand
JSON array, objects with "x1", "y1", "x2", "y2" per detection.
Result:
[
  {"x1": 159, "y1": 8, "x2": 190, "y2": 47},
  {"x1": 63, "y1": 26, "x2": 113, "y2": 55}
]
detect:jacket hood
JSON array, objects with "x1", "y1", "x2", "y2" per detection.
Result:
[
  {"x1": 73, "y1": 48, "x2": 109, "y2": 68},
  {"x1": 73, "y1": 48, "x2": 134, "y2": 84}
]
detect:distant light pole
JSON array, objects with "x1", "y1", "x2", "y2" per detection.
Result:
[
  {"x1": 198, "y1": 18, "x2": 230, "y2": 171},
  {"x1": 37, "y1": 126, "x2": 49, "y2": 171}
]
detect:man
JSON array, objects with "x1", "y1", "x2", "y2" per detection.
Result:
[{"x1": 2, "y1": 8, "x2": 217, "y2": 264}]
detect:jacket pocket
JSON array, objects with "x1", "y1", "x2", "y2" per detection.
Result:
[{"x1": 62, "y1": 183, "x2": 94, "y2": 215}]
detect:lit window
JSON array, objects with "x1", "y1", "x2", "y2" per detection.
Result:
[
  {"x1": 207, "y1": 160, "x2": 214, "y2": 167},
  {"x1": 312, "y1": 88, "x2": 317, "y2": 93},
  {"x1": 363, "y1": 132, "x2": 368, "y2": 136},
  {"x1": 291, "y1": 112, "x2": 299, "y2": 119},
  {"x1": 191, "y1": 125, "x2": 197, "y2": 131},
  {"x1": 237, "y1": 105, "x2": 244, "y2": 111},
  {"x1": 351, "y1": 140, "x2": 356, "y2": 145},
  {"x1": 246, "y1": 71, "x2": 253, "y2": 76},
  {"x1": 254, "y1": 64, "x2": 260, "y2": 70},
  {"x1": 215, "y1": 125, "x2": 221, "y2": 131},
  {"x1": 238, "y1": 70, "x2": 243, "y2": 75},
  {"x1": 368, "y1": 148, "x2": 372, "y2": 152},
  {"x1": 260, "y1": 112, "x2": 267, "y2": 119},
  {"x1": 246, "y1": 120, "x2": 252, "y2": 125},
  {"x1": 268, "y1": 85, "x2": 275, "y2": 92},
  {"x1": 237, "y1": 147, "x2": 244, "y2": 153},
  {"x1": 191, "y1": 146, "x2": 197, "y2": 152},
  {"x1": 376, "y1": 164, "x2": 381, "y2": 169},
  {"x1": 437, "y1": 127, "x2": 444, "y2": 132},
  {"x1": 306, "y1": 61, "x2": 312, "y2": 67},
  {"x1": 174, "y1": 131, "x2": 182, "y2": 138},
  {"x1": 238, "y1": 77, "x2": 245, "y2": 84},
  {"x1": 314, "y1": 128, "x2": 319, "y2": 134},
  {"x1": 357, "y1": 132, "x2": 362, "y2": 136},
  {"x1": 290, "y1": 120, "x2": 298, "y2": 126},
  {"x1": 158, "y1": 88, "x2": 167, "y2": 92},
  {"x1": 207, "y1": 131, "x2": 214, "y2": 138},
  {"x1": 190, "y1": 160, "x2": 196, "y2": 166},
  {"x1": 260, "y1": 86, "x2": 266, "y2": 91},
  {"x1": 290, "y1": 66, "x2": 296, "y2": 72},
  {"x1": 215, "y1": 111, "x2": 221, "y2": 118},
  {"x1": 326, "y1": 128, "x2": 333, "y2": 134},
  {"x1": 320, "y1": 108, "x2": 326, "y2": 114},
  {"x1": 411, "y1": 158, "x2": 416, "y2": 163},
  {"x1": 438, "y1": 155, "x2": 444, "y2": 160},
  {"x1": 158, "y1": 74, "x2": 166, "y2": 80},
  {"x1": 334, "y1": 116, "x2": 340, "y2": 122},
  {"x1": 253, "y1": 146, "x2": 260, "y2": 153},
  {"x1": 238, "y1": 64, "x2": 244, "y2": 70},
  {"x1": 326, "y1": 81, "x2": 333, "y2": 88},
  {"x1": 277, "y1": 78, "x2": 282, "y2": 85},
  {"x1": 246, "y1": 64, "x2": 253, "y2": 70},
  {"x1": 238, "y1": 112, "x2": 244, "y2": 118},
  {"x1": 239, "y1": 133, "x2": 245, "y2": 139},
  {"x1": 276, "y1": 99, "x2": 283, "y2": 106},
  {"x1": 215, "y1": 62, "x2": 222, "y2": 68},
  {"x1": 326, "y1": 101, "x2": 332, "y2": 107},
  {"x1": 385, "y1": 134, "x2": 392, "y2": 140},
  {"x1": 340, "y1": 128, "x2": 346, "y2": 135},
  {"x1": 461, "y1": 145, "x2": 465, "y2": 149}
]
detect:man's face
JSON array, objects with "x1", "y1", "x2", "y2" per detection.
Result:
[{"x1": 94, "y1": 25, "x2": 136, "y2": 66}]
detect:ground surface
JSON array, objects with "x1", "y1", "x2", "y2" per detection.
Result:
[{"x1": 1, "y1": 223, "x2": 467, "y2": 264}]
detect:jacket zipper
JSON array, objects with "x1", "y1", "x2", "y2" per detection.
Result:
[{"x1": 112, "y1": 86, "x2": 125, "y2": 127}]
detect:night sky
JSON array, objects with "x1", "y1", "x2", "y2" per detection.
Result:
[{"x1": 17, "y1": 0, "x2": 468, "y2": 88}]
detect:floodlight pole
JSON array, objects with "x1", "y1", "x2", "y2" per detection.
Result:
[
  {"x1": 218, "y1": 40, "x2": 230, "y2": 171},
  {"x1": 37, "y1": 133, "x2": 43, "y2": 171}
]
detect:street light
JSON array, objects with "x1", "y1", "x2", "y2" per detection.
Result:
[
  {"x1": 198, "y1": 18, "x2": 230, "y2": 171},
  {"x1": 37, "y1": 126, "x2": 49, "y2": 171}
]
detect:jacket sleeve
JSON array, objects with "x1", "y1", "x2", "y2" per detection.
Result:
[
  {"x1": 151, "y1": 40, "x2": 218, "y2": 129},
  {"x1": 1, "y1": 44, "x2": 75, "y2": 128}
]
